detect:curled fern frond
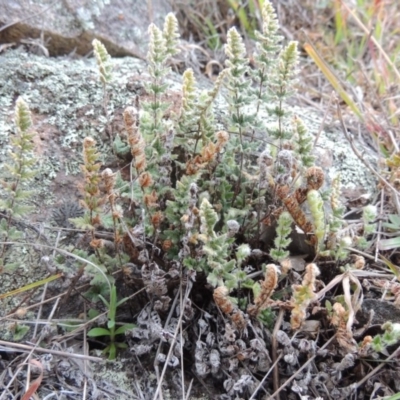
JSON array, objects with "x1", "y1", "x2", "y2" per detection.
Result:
[
  {"x1": 15, "y1": 97, "x2": 32, "y2": 133},
  {"x1": 147, "y1": 23, "x2": 167, "y2": 66},
  {"x1": 92, "y1": 39, "x2": 112, "y2": 84},
  {"x1": 293, "y1": 116, "x2": 314, "y2": 168},
  {"x1": 163, "y1": 13, "x2": 180, "y2": 57},
  {"x1": 200, "y1": 198, "x2": 218, "y2": 239}
]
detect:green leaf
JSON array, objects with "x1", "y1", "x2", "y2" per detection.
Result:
[
  {"x1": 69, "y1": 215, "x2": 94, "y2": 230},
  {"x1": 383, "y1": 392, "x2": 400, "y2": 400},
  {"x1": 379, "y1": 255, "x2": 400, "y2": 280},
  {"x1": 98, "y1": 294, "x2": 110, "y2": 308},
  {"x1": 114, "y1": 324, "x2": 135, "y2": 336},
  {"x1": 200, "y1": 198, "x2": 218, "y2": 238},
  {"x1": 88, "y1": 327, "x2": 111, "y2": 337},
  {"x1": 7, "y1": 226, "x2": 24, "y2": 240},
  {"x1": 107, "y1": 343, "x2": 117, "y2": 360},
  {"x1": 13, "y1": 324, "x2": 30, "y2": 341},
  {"x1": 107, "y1": 320, "x2": 115, "y2": 330},
  {"x1": 116, "y1": 296, "x2": 131, "y2": 307},
  {"x1": 379, "y1": 236, "x2": 400, "y2": 251},
  {"x1": 108, "y1": 285, "x2": 117, "y2": 321},
  {"x1": 88, "y1": 309, "x2": 100, "y2": 319}
]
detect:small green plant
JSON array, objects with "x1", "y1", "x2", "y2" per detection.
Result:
[
  {"x1": 290, "y1": 263, "x2": 320, "y2": 330},
  {"x1": 356, "y1": 204, "x2": 377, "y2": 249},
  {"x1": 269, "y1": 211, "x2": 292, "y2": 262},
  {"x1": 370, "y1": 322, "x2": 400, "y2": 354},
  {"x1": 0, "y1": 97, "x2": 39, "y2": 272},
  {"x1": 10, "y1": 323, "x2": 30, "y2": 341},
  {"x1": 87, "y1": 284, "x2": 134, "y2": 360},
  {"x1": 379, "y1": 213, "x2": 400, "y2": 251}
]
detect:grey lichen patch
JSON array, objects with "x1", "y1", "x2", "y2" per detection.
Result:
[
  {"x1": 316, "y1": 127, "x2": 378, "y2": 192},
  {"x1": 0, "y1": 49, "x2": 160, "y2": 316},
  {"x1": 91, "y1": 357, "x2": 211, "y2": 400},
  {"x1": 291, "y1": 106, "x2": 378, "y2": 193},
  {"x1": 91, "y1": 359, "x2": 138, "y2": 400},
  {"x1": 0, "y1": 49, "x2": 150, "y2": 194}
]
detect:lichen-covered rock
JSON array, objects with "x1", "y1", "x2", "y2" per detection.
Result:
[{"x1": 0, "y1": 0, "x2": 172, "y2": 58}]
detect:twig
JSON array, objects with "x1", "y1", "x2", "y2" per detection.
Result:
[
  {"x1": 82, "y1": 301, "x2": 88, "y2": 400},
  {"x1": 0, "y1": 343, "x2": 37, "y2": 400},
  {"x1": 271, "y1": 308, "x2": 284, "y2": 399},
  {"x1": 185, "y1": 379, "x2": 194, "y2": 400},
  {"x1": 180, "y1": 276, "x2": 185, "y2": 400},
  {"x1": 0, "y1": 340, "x2": 103, "y2": 362},
  {"x1": 153, "y1": 291, "x2": 180, "y2": 400}
]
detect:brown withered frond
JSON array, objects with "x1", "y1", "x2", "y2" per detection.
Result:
[
  {"x1": 214, "y1": 286, "x2": 234, "y2": 314},
  {"x1": 276, "y1": 184, "x2": 315, "y2": 241},
  {"x1": 90, "y1": 238, "x2": 104, "y2": 249},
  {"x1": 306, "y1": 166, "x2": 324, "y2": 191},
  {"x1": 201, "y1": 141, "x2": 217, "y2": 163},
  {"x1": 124, "y1": 106, "x2": 147, "y2": 173},
  {"x1": 138, "y1": 172, "x2": 153, "y2": 188},
  {"x1": 162, "y1": 239, "x2": 173, "y2": 252},
  {"x1": 294, "y1": 187, "x2": 308, "y2": 204},
  {"x1": 330, "y1": 302, "x2": 357, "y2": 353},
  {"x1": 215, "y1": 130, "x2": 229, "y2": 151},
  {"x1": 231, "y1": 310, "x2": 246, "y2": 330},
  {"x1": 143, "y1": 190, "x2": 158, "y2": 207},
  {"x1": 151, "y1": 211, "x2": 163, "y2": 227},
  {"x1": 248, "y1": 264, "x2": 278, "y2": 317},
  {"x1": 214, "y1": 286, "x2": 247, "y2": 329},
  {"x1": 186, "y1": 155, "x2": 203, "y2": 175}
]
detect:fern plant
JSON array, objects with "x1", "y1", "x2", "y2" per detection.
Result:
[
  {"x1": 0, "y1": 98, "x2": 39, "y2": 272},
  {"x1": 62, "y1": 2, "x2": 366, "y2": 357},
  {"x1": 105, "y1": 1, "x2": 346, "y2": 306}
]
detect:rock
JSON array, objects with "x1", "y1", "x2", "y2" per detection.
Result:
[
  {"x1": 0, "y1": 0, "x2": 173, "y2": 58},
  {"x1": 357, "y1": 298, "x2": 400, "y2": 326}
]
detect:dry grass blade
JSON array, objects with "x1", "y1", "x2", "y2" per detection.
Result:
[
  {"x1": 0, "y1": 273, "x2": 63, "y2": 299},
  {"x1": 304, "y1": 42, "x2": 362, "y2": 119},
  {"x1": 0, "y1": 340, "x2": 103, "y2": 362},
  {"x1": 342, "y1": 273, "x2": 363, "y2": 333}
]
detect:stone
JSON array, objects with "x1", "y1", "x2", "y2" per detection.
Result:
[{"x1": 0, "y1": 0, "x2": 173, "y2": 58}]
